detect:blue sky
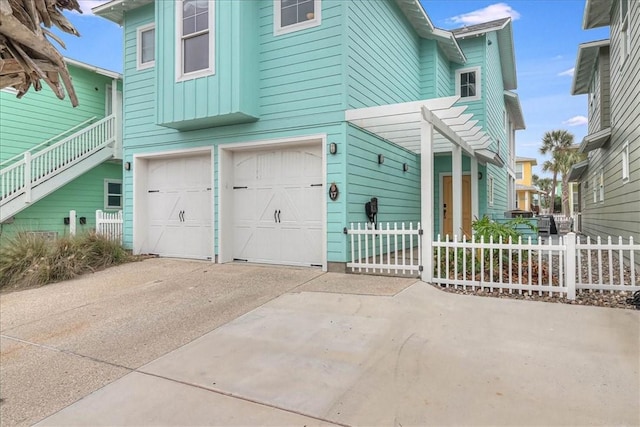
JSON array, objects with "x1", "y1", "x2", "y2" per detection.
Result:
[{"x1": 56, "y1": 1, "x2": 609, "y2": 176}]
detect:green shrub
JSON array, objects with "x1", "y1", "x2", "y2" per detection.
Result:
[{"x1": 0, "y1": 232, "x2": 133, "y2": 291}]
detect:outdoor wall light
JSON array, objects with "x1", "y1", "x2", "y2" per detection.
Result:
[
  {"x1": 378, "y1": 154, "x2": 384, "y2": 164},
  {"x1": 403, "y1": 163, "x2": 409, "y2": 172},
  {"x1": 79, "y1": 217, "x2": 87, "y2": 225},
  {"x1": 329, "y1": 142, "x2": 337, "y2": 155},
  {"x1": 478, "y1": 172, "x2": 483, "y2": 180},
  {"x1": 124, "y1": 161, "x2": 131, "y2": 171}
]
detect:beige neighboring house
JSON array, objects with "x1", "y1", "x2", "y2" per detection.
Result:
[{"x1": 569, "y1": 0, "x2": 640, "y2": 241}]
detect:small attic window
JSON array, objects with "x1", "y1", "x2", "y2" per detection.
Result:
[
  {"x1": 456, "y1": 67, "x2": 481, "y2": 101},
  {"x1": 137, "y1": 23, "x2": 155, "y2": 70},
  {"x1": 274, "y1": 0, "x2": 321, "y2": 36}
]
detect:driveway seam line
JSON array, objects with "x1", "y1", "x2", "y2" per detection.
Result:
[
  {"x1": 287, "y1": 271, "x2": 328, "y2": 293},
  {"x1": 136, "y1": 370, "x2": 351, "y2": 427},
  {"x1": 0, "y1": 334, "x2": 135, "y2": 371}
]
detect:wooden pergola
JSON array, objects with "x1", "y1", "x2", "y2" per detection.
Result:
[{"x1": 0, "y1": 0, "x2": 81, "y2": 106}]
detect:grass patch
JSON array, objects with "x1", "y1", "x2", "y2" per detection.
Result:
[{"x1": 0, "y1": 232, "x2": 135, "y2": 291}]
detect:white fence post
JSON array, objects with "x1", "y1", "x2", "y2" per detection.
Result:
[
  {"x1": 565, "y1": 232, "x2": 576, "y2": 300},
  {"x1": 69, "y1": 210, "x2": 76, "y2": 236},
  {"x1": 24, "y1": 151, "x2": 32, "y2": 203}
]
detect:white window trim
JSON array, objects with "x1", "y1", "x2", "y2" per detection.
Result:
[
  {"x1": 176, "y1": 0, "x2": 216, "y2": 82},
  {"x1": 622, "y1": 141, "x2": 630, "y2": 183},
  {"x1": 592, "y1": 175, "x2": 598, "y2": 203},
  {"x1": 620, "y1": 0, "x2": 630, "y2": 68},
  {"x1": 274, "y1": 0, "x2": 322, "y2": 36},
  {"x1": 488, "y1": 175, "x2": 494, "y2": 207},
  {"x1": 455, "y1": 66, "x2": 481, "y2": 102},
  {"x1": 104, "y1": 179, "x2": 123, "y2": 210},
  {"x1": 599, "y1": 168, "x2": 605, "y2": 203},
  {"x1": 137, "y1": 23, "x2": 156, "y2": 71}
]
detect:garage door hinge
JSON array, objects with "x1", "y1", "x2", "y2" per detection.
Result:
[
  {"x1": 207, "y1": 188, "x2": 211, "y2": 191},
  {"x1": 310, "y1": 264, "x2": 322, "y2": 267},
  {"x1": 233, "y1": 186, "x2": 248, "y2": 190},
  {"x1": 148, "y1": 190, "x2": 159, "y2": 193},
  {"x1": 206, "y1": 257, "x2": 212, "y2": 260},
  {"x1": 233, "y1": 258, "x2": 248, "y2": 262},
  {"x1": 310, "y1": 184, "x2": 323, "y2": 187}
]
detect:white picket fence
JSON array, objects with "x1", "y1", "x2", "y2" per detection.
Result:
[
  {"x1": 346, "y1": 222, "x2": 422, "y2": 276},
  {"x1": 96, "y1": 210, "x2": 123, "y2": 243},
  {"x1": 346, "y1": 222, "x2": 640, "y2": 300}
]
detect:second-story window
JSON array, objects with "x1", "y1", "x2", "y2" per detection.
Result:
[
  {"x1": 274, "y1": 0, "x2": 321, "y2": 36},
  {"x1": 177, "y1": 0, "x2": 215, "y2": 81},
  {"x1": 456, "y1": 67, "x2": 481, "y2": 101},
  {"x1": 516, "y1": 163, "x2": 523, "y2": 180},
  {"x1": 137, "y1": 24, "x2": 155, "y2": 70}
]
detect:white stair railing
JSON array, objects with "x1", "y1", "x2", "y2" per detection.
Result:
[
  {"x1": 0, "y1": 116, "x2": 97, "y2": 168},
  {"x1": 1, "y1": 115, "x2": 116, "y2": 205}
]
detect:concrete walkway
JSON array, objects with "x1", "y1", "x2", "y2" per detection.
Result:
[{"x1": 1, "y1": 259, "x2": 639, "y2": 426}]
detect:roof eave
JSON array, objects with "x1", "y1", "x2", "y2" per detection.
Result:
[
  {"x1": 64, "y1": 57, "x2": 121, "y2": 79},
  {"x1": 496, "y1": 20, "x2": 517, "y2": 90},
  {"x1": 582, "y1": 0, "x2": 613, "y2": 29},
  {"x1": 504, "y1": 90, "x2": 525, "y2": 130},
  {"x1": 93, "y1": 0, "x2": 153, "y2": 25},
  {"x1": 571, "y1": 39, "x2": 610, "y2": 95},
  {"x1": 396, "y1": 0, "x2": 466, "y2": 64}
]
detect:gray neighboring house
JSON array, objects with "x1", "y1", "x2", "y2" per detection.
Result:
[{"x1": 569, "y1": 0, "x2": 640, "y2": 242}]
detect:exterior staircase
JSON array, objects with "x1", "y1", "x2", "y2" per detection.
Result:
[{"x1": 0, "y1": 115, "x2": 120, "y2": 222}]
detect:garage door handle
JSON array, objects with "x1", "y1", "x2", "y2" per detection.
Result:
[
  {"x1": 274, "y1": 210, "x2": 277, "y2": 223},
  {"x1": 277, "y1": 210, "x2": 281, "y2": 223}
]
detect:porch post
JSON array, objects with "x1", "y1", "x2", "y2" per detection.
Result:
[
  {"x1": 452, "y1": 145, "x2": 462, "y2": 238},
  {"x1": 471, "y1": 157, "x2": 479, "y2": 225},
  {"x1": 420, "y1": 118, "x2": 434, "y2": 283},
  {"x1": 525, "y1": 190, "x2": 530, "y2": 211}
]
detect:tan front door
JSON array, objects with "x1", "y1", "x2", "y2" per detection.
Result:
[{"x1": 443, "y1": 175, "x2": 472, "y2": 238}]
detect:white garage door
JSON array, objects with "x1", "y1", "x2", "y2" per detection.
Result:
[
  {"x1": 232, "y1": 145, "x2": 323, "y2": 266},
  {"x1": 143, "y1": 154, "x2": 212, "y2": 259}
]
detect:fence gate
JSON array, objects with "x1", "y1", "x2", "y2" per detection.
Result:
[
  {"x1": 346, "y1": 222, "x2": 422, "y2": 277},
  {"x1": 96, "y1": 210, "x2": 123, "y2": 244}
]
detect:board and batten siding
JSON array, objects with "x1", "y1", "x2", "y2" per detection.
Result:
[
  {"x1": 346, "y1": 0, "x2": 422, "y2": 108},
  {"x1": 580, "y1": 0, "x2": 640, "y2": 243},
  {"x1": 0, "y1": 65, "x2": 113, "y2": 162},
  {"x1": 0, "y1": 163, "x2": 122, "y2": 244}
]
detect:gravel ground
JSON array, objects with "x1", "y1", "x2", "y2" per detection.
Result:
[{"x1": 435, "y1": 284, "x2": 640, "y2": 310}]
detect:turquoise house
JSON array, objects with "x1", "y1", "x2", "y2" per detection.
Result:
[
  {"x1": 94, "y1": 0, "x2": 525, "y2": 273},
  {"x1": 0, "y1": 59, "x2": 123, "y2": 245}
]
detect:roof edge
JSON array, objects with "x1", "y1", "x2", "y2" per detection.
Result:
[
  {"x1": 571, "y1": 39, "x2": 610, "y2": 95},
  {"x1": 64, "y1": 57, "x2": 121, "y2": 79}
]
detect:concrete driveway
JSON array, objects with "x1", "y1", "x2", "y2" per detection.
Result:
[{"x1": 1, "y1": 259, "x2": 639, "y2": 426}]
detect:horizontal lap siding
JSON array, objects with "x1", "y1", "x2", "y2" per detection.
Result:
[
  {"x1": 483, "y1": 32, "x2": 509, "y2": 216},
  {"x1": 0, "y1": 66, "x2": 112, "y2": 162},
  {"x1": 346, "y1": 125, "x2": 420, "y2": 226},
  {"x1": 346, "y1": 0, "x2": 421, "y2": 108},
  {"x1": 580, "y1": 1, "x2": 640, "y2": 243},
  {"x1": 435, "y1": 46, "x2": 453, "y2": 98},
  {"x1": 0, "y1": 163, "x2": 122, "y2": 244}
]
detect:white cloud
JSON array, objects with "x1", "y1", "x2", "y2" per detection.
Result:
[
  {"x1": 76, "y1": 1, "x2": 109, "y2": 15},
  {"x1": 558, "y1": 68, "x2": 575, "y2": 77},
  {"x1": 562, "y1": 116, "x2": 588, "y2": 127},
  {"x1": 448, "y1": 3, "x2": 521, "y2": 26}
]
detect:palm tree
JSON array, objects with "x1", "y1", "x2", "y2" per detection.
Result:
[
  {"x1": 536, "y1": 177, "x2": 553, "y2": 210},
  {"x1": 539, "y1": 130, "x2": 575, "y2": 213},
  {"x1": 556, "y1": 149, "x2": 585, "y2": 216}
]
